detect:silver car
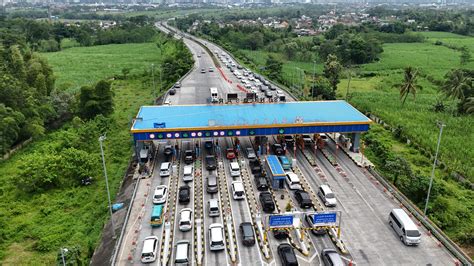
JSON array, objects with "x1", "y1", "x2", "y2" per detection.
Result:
[{"x1": 246, "y1": 147, "x2": 256, "y2": 159}]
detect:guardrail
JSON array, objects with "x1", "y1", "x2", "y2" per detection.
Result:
[
  {"x1": 109, "y1": 156, "x2": 144, "y2": 265},
  {"x1": 367, "y1": 167, "x2": 472, "y2": 266}
]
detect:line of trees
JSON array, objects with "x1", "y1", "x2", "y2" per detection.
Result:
[{"x1": 0, "y1": 15, "x2": 158, "y2": 52}]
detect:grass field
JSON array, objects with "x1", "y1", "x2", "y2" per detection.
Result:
[
  {"x1": 43, "y1": 42, "x2": 165, "y2": 91},
  {"x1": 0, "y1": 40, "x2": 175, "y2": 263}
]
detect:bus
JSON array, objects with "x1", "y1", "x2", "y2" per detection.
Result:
[
  {"x1": 210, "y1": 87, "x2": 219, "y2": 103},
  {"x1": 150, "y1": 205, "x2": 164, "y2": 227}
]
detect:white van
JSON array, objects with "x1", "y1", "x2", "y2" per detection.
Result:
[
  {"x1": 179, "y1": 208, "x2": 193, "y2": 232},
  {"x1": 208, "y1": 198, "x2": 220, "y2": 217},
  {"x1": 175, "y1": 240, "x2": 190, "y2": 265},
  {"x1": 183, "y1": 165, "x2": 194, "y2": 182},
  {"x1": 209, "y1": 223, "x2": 225, "y2": 251},
  {"x1": 230, "y1": 162, "x2": 240, "y2": 177},
  {"x1": 285, "y1": 172, "x2": 302, "y2": 190},
  {"x1": 231, "y1": 181, "x2": 245, "y2": 200},
  {"x1": 160, "y1": 162, "x2": 171, "y2": 177},
  {"x1": 389, "y1": 209, "x2": 421, "y2": 246},
  {"x1": 318, "y1": 184, "x2": 337, "y2": 207},
  {"x1": 140, "y1": 236, "x2": 159, "y2": 263}
]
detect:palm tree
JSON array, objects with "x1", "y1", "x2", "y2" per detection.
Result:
[
  {"x1": 462, "y1": 97, "x2": 474, "y2": 114},
  {"x1": 441, "y1": 69, "x2": 471, "y2": 101},
  {"x1": 394, "y1": 66, "x2": 422, "y2": 105}
]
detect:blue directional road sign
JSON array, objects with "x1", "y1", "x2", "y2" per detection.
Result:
[
  {"x1": 312, "y1": 212, "x2": 337, "y2": 226},
  {"x1": 269, "y1": 215, "x2": 294, "y2": 228}
]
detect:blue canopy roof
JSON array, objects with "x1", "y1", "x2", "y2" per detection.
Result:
[
  {"x1": 131, "y1": 101, "x2": 371, "y2": 132},
  {"x1": 266, "y1": 155, "x2": 285, "y2": 178}
]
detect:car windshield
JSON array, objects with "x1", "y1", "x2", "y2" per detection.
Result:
[
  {"x1": 326, "y1": 193, "x2": 335, "y2": 199},
  {"x1": 142, "y1": 252, "x2": 153, "y2": 258},
  {"x1": 242, "y1": 225, "x2": 253, "y2": 236},
  {"x1": 179, "y1": 189, "x2": 188, "y2": 196},
  {"x1": 406, "y1": 230, "x2": 421, "y2": 237}
]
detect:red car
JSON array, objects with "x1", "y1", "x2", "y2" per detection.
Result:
[{"x1": 226, "y1": 148, "x2": 236, "y2": 160}]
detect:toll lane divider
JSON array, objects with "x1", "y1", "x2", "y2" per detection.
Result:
[
  {"x1": 216, "y1": 151, "x2": 238, "y2": 263},
  {"x1": 193, "y1": 155, "x2": 204, "y2": 265},
  {"x1": 159, "y1": 143, "x2": 181, "y2": 266},
  {"x1": 218, "y1": 67, "x2": 232, "y2": 84}
]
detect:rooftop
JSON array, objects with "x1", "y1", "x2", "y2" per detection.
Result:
[{"x1": 131, "y1": 100, "x2": 371, "y2": 132}]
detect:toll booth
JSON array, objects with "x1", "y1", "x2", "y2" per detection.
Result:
[{"x1": 265, "y1": 155, "x2": 286, "y2": 189}]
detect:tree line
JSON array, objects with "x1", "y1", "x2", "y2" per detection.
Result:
[{"x1": 0, "y1": 15, "x2": 158, "y2": 52}]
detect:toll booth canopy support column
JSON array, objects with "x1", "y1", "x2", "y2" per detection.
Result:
[{"x1": 350, "y1": 133, "x2": 361, "y2": 153}]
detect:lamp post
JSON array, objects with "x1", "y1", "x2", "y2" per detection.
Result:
[
  {"x1": 423, "y1": 122, "x2": 445, "y2": 215},
  {"x1": 99, "y1": 135, "x2": 116, "y2": 239},
  {"x1": 151, "y1": 63, "x2": 156, "y2": 100}
]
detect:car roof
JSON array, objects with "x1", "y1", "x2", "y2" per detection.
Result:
[
  {"x1": 155, "y1": 185, "x2": 166, "y2": 194},
  {"x1": 232, "y1": 181, "x2": 244, "y2": 190},
  {"x1": 180, "y1": 208, "x2": 192, "y2": 219},
  {"x1": 143, "y1": 236, "x2": 158, "y2": 253}
]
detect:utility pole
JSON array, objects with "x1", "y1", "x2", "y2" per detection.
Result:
[
  {"x1": 99, "y1": 135, "x2": 116, "y2": 239},
  {"x1": 312, "y1": 60, "x2": 316, "y2": 88},
  {"x1": 151, "y1": 63, "x2": 156, "y2": 100},
  {"x1": 60, "y1": 248, "x2": 66, "y2": 266},
  {"x1": 345, "y1": 68, "x2": 352, "y2": 101},
  {"x1": 423, "y1": 122, "x2": 445, "y2": 215},
  {"x1": 159, "y1": 64, "x2": 162, "y2": 93}
]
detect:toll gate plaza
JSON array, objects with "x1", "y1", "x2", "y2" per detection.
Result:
[{"x1": 130, "y1": 100, "x2": 371, "y2": 152}]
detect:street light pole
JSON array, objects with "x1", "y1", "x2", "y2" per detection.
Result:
[
  {"x1": 159, "y1": 64, "x2": 162, "y2": 93},
  {"x1": 423, "y1": 122, "x2": 445, "y2": 215},
  {"x1": 312, "y1": 60, "x2": 316, "y2": 88},
  {"x1": 99, "y1": 135, "x2": 116, "y2": 239},
  {"x1": 151, "y1": 63, "x2": 156, "y2": 100}
]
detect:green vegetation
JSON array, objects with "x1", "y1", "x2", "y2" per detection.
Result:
[
  {"x1": 0, "y1": 29, "x2": 192, "y2": 263},
  {"x1": 0, "y1": 78, "x2": 150, "y2": 264},
  {"x1": 43, "y1": 42, "x2": 165, "y2": 91}
]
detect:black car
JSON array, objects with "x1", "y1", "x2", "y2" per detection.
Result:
[
  {"x1": 169, "y1": 88, "x2": 176, "y2": 95},
  {"x1": 249, "y1": 158, "x2": 261, "y2": 167},
  {"x1": 178, "y1": 185, "x2": 191, "y2": 204},
  {"x1": 251, "y1": 164, "x2": 262, "y2": 175},
  {"x1": 272, "y1": 144, "x2": 284, "y2": 156},
  {"x1": 294, "y1": 190, "x2": 313, "y2": 209},
  {"x1": 273, "y1": 228, "x2": 289, "y2": 240},
  {"x1": 164, "y1": 145, "x2": 173, "y2": 157},
  {"x1": 205, "y1": 155, "x2": 217, "y2": 170},
  {"x1": 239, "y1": 222, "x2": 256, "y2": 246},
  {"x1": 204, "y1": 140, "x2": 213, "y2": 151},
  {"x1": 255, "y1": 176, "x2": 268, "y2": 191},
  {"x1": 259, "y1": 192, "x2": 275, "y2": 213},
  {"x1": 284, "y1": 135, "x2": 295, "y2": 146},
  {"x1": 305, "y1": 213, "x2": 326, "y2": 235},
  {"x1": 278, "y1": 243, "x2": 298, "y2": 266}
]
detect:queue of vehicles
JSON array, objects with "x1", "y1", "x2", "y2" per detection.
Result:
[{"x1": 142, "y1": 42, "x2": 422, "y2": 263}]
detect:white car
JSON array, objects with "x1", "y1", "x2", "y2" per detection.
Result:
[
  {"x1": 302, "y1": 134, "x2": 313, "y2": 144},
  {"x1": 141, "y1": 236, "x2": 159, "y2": 263},
  {"x1": 230, "y1": 162, "x2": 241, "y2": 177},
  {"x1": 160, "y1": 162, "x2": 171, "y2": 177},
  {"x1": 209, "y1": 223, "x2": 225, "y2": 251},
  {"x1": 183, "y1": 165, "x2": 194, "y2": 182},
  {"x1": 179, "y1": 208, "x2": 193, "y2": 232},
  {"x1": 153, "y1": 185, "x2": 168, "y2": 204},
  {"x1": 231, "y1": 181, "x2": 245, "y2": 200}
]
